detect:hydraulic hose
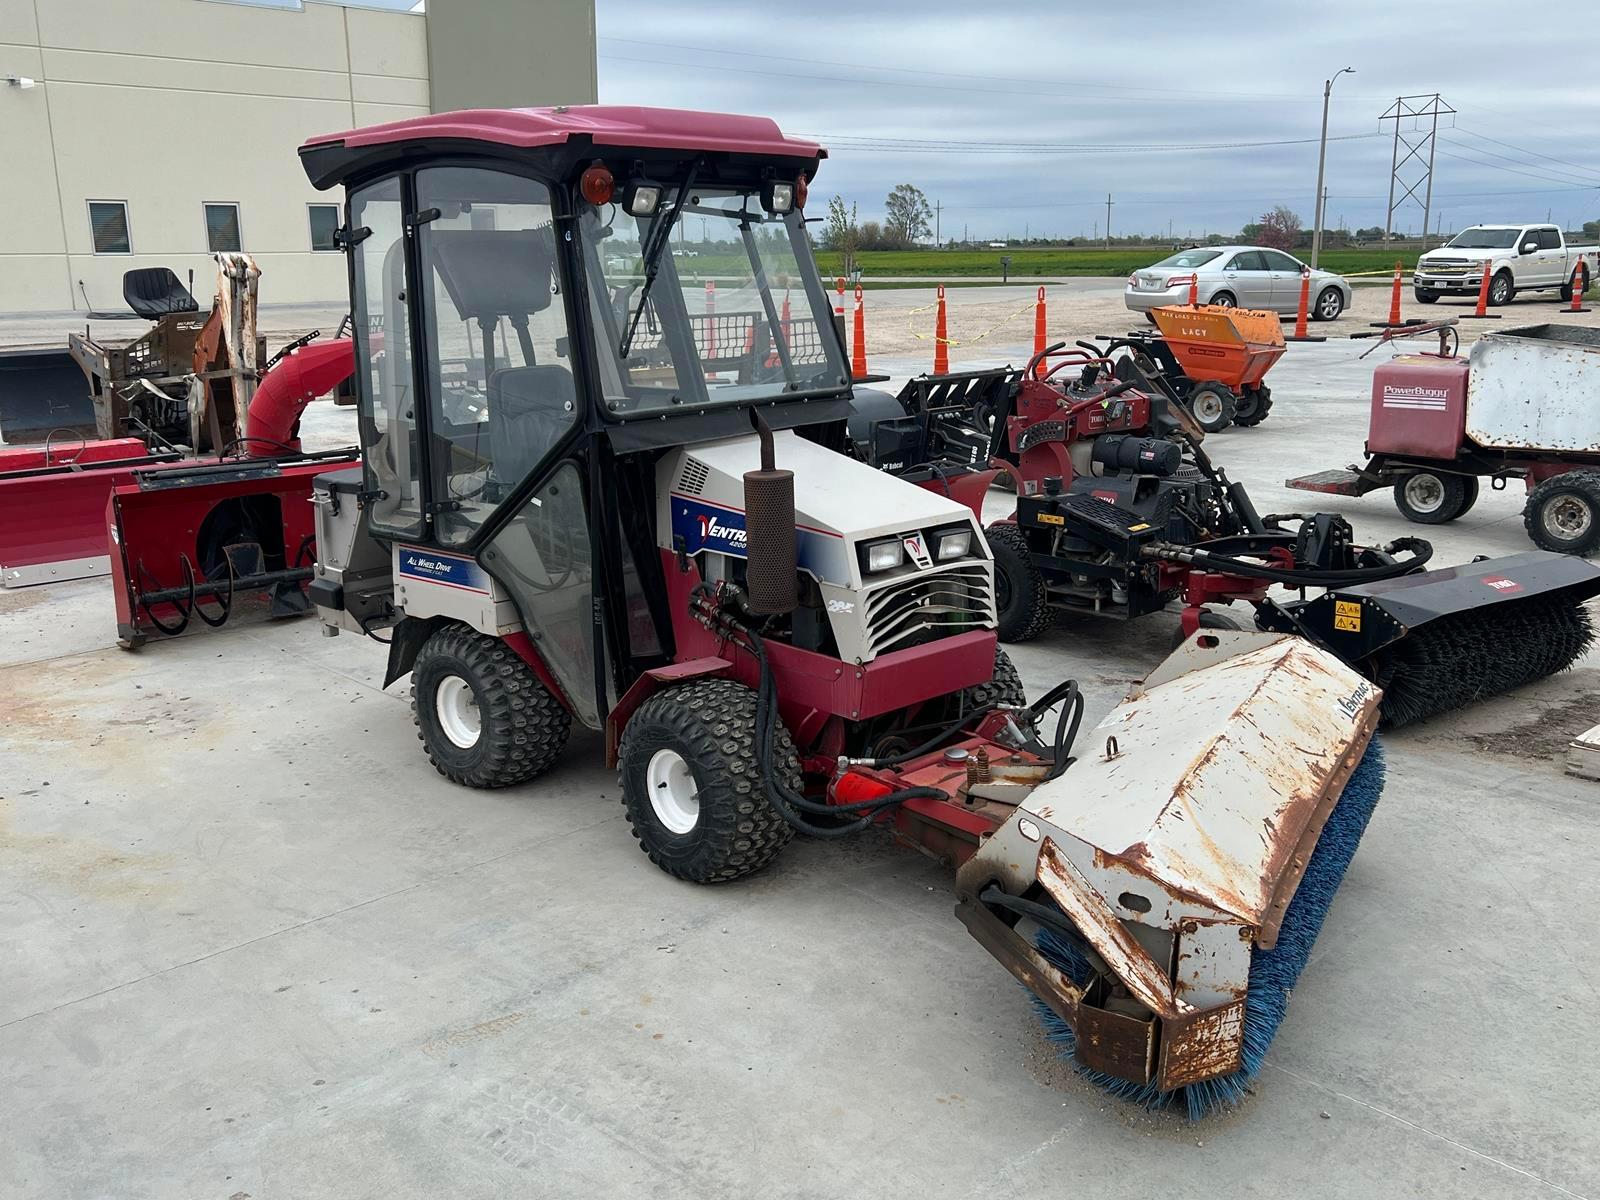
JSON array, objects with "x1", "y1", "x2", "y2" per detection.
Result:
[{"x1": 1147, "y1": 536, "x2": 1433, "y2": 587}]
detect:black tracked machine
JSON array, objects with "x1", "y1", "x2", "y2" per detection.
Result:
[{"x1": 851, "y1": 343, "x2": 1600, "y2": 727}]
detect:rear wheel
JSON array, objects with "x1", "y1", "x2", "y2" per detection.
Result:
[
  {"x1": 1210, "y1": 291, "x2": 1237, "y2": 309},
  {"x1": 1524, "y1": 470, "x2": 1600, "y2": 556},
  {"x1": 618, "y1": 679, "x2": 795, "y2": 883},
  {"x1": 1187, "y1": 384, "x2": 1236, "y2": 433},
  {"x1": 1560, "y1": 265, "x2": 1588, "y2": 302},
  {"x1": 1231, "y1": 385, "x2": 1273, "y2": 427},
  {"x1": 1313, "y1": 287, "x2": 1344, "y2": 321},
  {"x1": 412, "y1": 624, "x2": 572, "y2": 788},
  {"x1": 986, "y1": 522, "x2": 1053, "y2": 642},
  {"x1": 1392, "y1": 470, "x2": 1476, "y2": 524}
]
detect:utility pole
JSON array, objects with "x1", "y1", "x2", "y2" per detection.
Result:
[
  {"x1": 1105, "y1": 193, "x2": 1112, "y2": 251},
  {"x1": 1311, "y1": 67, "x2": 1354, "y2": 268},
  {"x1": 934, "y1": 200, "x2": 941, "y2": 246}
]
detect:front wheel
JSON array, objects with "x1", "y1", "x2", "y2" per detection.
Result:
[
  {"x1": 1524, "y1": 470, "x2": 1600, "y2": 556},
  {"x1": 1313, "y1": 287, "x2": 1345, "y2": 321},
  {"x1": 1413, "y1": 289, "x2": 1440, "y2": 305},
  {"x1": 1489, "y1": 271, "x2": 1515, "y2": 307},
  {"x1": 1392, "y1": 471, "x2": 1476, "y2": 524},
  {"x1": 986, "y1": 522, "x2": 1053, "y2": 642},
  {"x1": 1187, "y1": 383, "x2": 1236, "y2": 433},
  {"x1": 618, "y1": 679, "x2": 796, "y2": 883},
  {"x1": 1232, "y1": 385, "x2": 1273, "y2": 427},
  {"x1": 412, "y1": 624, "x2": 572, "y2": 788}
]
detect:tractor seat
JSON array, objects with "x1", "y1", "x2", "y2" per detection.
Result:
[
  {"x1": 488, "y1": 365, "x2": 576, "y2": 483},
  {"x1": 123, "y1": 268, "x2": 200, "y2": 319}
]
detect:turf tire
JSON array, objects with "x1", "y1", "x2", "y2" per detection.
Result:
[
  {"x1": 960, "y1": 646, "x2": 1026, "y2": 712},
  {"x1": 1392, "y1": 470, "x2": 1474, "y2": 524},
  {"x1": 411, "y1": 623, "x2": 572, "y2": 788},
  {"x1": 618, "y1": 679, "x2": 795, "y2": 883},
  {"x1": 986, "y1": 522, "x2": 1053, "y2": 643},
  {"x1": 1187, "y1": 384, "x2": 1236, "y2": 433}
]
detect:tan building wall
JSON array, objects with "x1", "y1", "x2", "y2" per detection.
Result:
[{"x1": 0, "y1": 0, "x2": 598, "y2": 314}]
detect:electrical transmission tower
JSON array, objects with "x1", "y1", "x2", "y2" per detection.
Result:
[{"x1": 1380, "y1": 94, "x2": 1455, "y2": 246}]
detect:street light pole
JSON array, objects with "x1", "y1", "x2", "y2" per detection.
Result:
[{"x1": 1311, "y1": 66, "x2": 1354, "y2": 269}]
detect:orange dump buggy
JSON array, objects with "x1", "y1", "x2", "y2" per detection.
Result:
[{"x1": 1095, "y1": 304, "x2": 1287, "y2": 433}]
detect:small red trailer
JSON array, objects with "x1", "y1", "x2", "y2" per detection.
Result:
[{"x1": 1289, "y1": 324, "x2": 1600, "y2": 555}]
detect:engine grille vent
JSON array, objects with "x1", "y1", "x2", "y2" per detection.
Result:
[
  {"x1": 863, "y1": 563, "x2": 995, "y2": 658},
  {"x1": 676, "y1": 456, "x2": 711, "y2": 496}
]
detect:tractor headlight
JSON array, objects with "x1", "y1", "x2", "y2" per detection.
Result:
[
  {"x1": 935, "y1": 529, "x2": 972, "y2": 561},
  {"x1": 623, "y1": 181, "x2": 662, "y2": 217},
  {"x1": 864, "y1": 538, "x2": 905, "y2": 573},
  {"x1": 762, "y1": 180, "x2": 796, "y2": 215}
]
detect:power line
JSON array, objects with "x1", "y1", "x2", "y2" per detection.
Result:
[
  {"x1": 1447, "y1": 128, "x2": 1600, "y2": 183},
  {"x1": 807, "y1": 132, "x2": 1384, "y2": 155}
]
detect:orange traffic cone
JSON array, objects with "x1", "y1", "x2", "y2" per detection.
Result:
[
  {"x1": 704, "y1": 280, "x2": 717, "y2": 356},
  {"x1": 1284, "y1": 266, "x2": 1325, "y2": 342},
  {"x1": 1565, "y1": 264, "x2": 1591, "y2": 313},
  {"x1": 933, "y1": 284, "x2": 949, "y2": 374},
  {"x1": 851, "y1": 284, "x2": 869, "y2": 380},
  {"x1": 836, "y1": 276, "x2": 845, "y2": 317},
  {"x1": 1033, "y1": 286, "x2": 1047, "y2": 359},
  {"x1": 1188, "y1": 273, "x2": 1200, "y2": 307},
  {"x1": 1370, "y1": 261, "x2": 1416, "y2": 328},
  {"x1": 1462, "y1": 261, "x2": 1501, "y2": 320}
]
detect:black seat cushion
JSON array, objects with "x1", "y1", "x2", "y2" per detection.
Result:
[
  {"x1": 123, "y1": 268, "x2": 199, "y2": 319},
  {"x1": 488, "y1": 365, "x2": 575, "y2": 484}
]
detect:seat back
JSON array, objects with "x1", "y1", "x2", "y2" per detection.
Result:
[
  {"x1": 123, "y1": 268, "x2": 200, "y2": 319},
  {"x1": 488, "y1": 365, "x2": 575, "y2": 484}
]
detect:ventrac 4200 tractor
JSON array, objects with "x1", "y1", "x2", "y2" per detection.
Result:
[{"x1": 298, "y1": 106, "x2": 1388, "y2": 1111}]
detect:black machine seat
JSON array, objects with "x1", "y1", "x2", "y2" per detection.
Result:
[
  {"x1": 488, "y1": 365, "x2": 575, "y2": 484},
  {"x1": 122, "y1": 268, "x2": 200, "y2": 319}
]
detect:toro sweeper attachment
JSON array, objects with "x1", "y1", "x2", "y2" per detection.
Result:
[{"x1": 1095, "y1": 303, "x2": 1286, "y2": 433}]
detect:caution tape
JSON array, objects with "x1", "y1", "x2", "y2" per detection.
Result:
[{"x1": 904, "y1": 296, "x2": 1039, "y2": 347}]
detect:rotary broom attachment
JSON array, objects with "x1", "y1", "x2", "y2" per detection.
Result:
[
  {"x1": 955, "y1": 632, "x2": 1384, "y2": 1118},
  {"x1": 1259, "y1": 550, "x2": 1600, "y2": 727}
]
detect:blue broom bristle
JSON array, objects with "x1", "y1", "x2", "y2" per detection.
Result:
[{"x1": 1032, "y1": 737, "x2": 1386, "y2": 1120}]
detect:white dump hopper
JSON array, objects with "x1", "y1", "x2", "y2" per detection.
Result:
[{"x1": 1466, "y1": 325, "x2": 1600, "y2": 454}]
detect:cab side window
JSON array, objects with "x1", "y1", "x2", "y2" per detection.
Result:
[{"x1": 1538, "y1": 228, "x2": 1563, "y2": 250}]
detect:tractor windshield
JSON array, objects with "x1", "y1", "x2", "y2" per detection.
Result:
[{"x1": 581, "y1": 189, "x2": 848, "y2": 417}]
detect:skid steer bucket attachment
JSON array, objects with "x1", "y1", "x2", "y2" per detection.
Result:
[
  {"x1": 0, "y1": 348, "x2": 94, "y2": 442},
  {"x1": 956, "y1": 632, "x2": 1382, "y2": 1116},
  {"x1": 1262, "y1": 550, "x2": 1600, "y2": 726}
]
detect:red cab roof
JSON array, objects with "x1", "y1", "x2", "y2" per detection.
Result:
[{"x1": 302, "y1": 105, "x2": 823, "y2": 161}]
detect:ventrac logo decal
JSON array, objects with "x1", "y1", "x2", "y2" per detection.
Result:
[
  {"x1": 1382, "y1": 384, "x2": 1450, "y2": 411},
  {"x1": 1481, "y1": 575, "x2": 1523, "y2": 593},
  {"x1": 1336, "y1": 680, "x2": 1374, "y2": 721},
  {"x1": 902, "y1": 533, "x2": 932, "y2": 568},
  {"x1": 696, "y1": 513, "x2": 749, "y2": 549}
]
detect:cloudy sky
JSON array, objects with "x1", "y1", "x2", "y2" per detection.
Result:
[{"x1": 587, "y1": 0, "x2": 1600, "y2": 241}]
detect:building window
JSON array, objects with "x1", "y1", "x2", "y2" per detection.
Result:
[
  {"x1": 204, "y1": 203, "x2": 242, "y2": 253},
  {"x1": 88, "y1": 201, "x2": 131, "y2": 254},
  {"x1": 308, "y1": 204, "x2": 340, "y2": 252}
]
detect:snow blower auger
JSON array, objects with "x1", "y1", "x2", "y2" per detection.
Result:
[
  {"x1": 294, "y1": 106, "x2": 1387, "y2": 1116},
  {"x1": 851, "y1": 341, "x2": 1600, "y2": 726}
]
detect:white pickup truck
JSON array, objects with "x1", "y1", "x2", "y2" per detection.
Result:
[{"x1": 1413, "y1": 224, "x2": 1599, "y2": 307}]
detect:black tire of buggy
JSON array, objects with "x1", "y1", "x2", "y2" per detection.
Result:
[
  {"x1": 986, "y1": 522, "x2": 1053, "y2": 642},
  {"x1": 1187, "y1": 384, "x2": 1237, "y2": 433},
  {"x1": 1232, "y1": 385, "x2": 1274, "y2": 427},
  {"x1": 1524, "y1": 469, "x2": 1600, "y2": 556},
  {"x1": 1392, "y1": 470, "x2": 1473, "y2": 525}
]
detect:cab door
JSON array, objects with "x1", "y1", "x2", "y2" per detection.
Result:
[{"x1": 1534, "y1": 227, "x2": 1567, "y2": 287}]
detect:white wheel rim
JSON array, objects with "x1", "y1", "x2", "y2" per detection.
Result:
[
  {"x1": 1215, "y1": 295, "x2": 1234, "y2": 307},
  {"x1": 435, "y1": 675, "x2": 481, "y2": 749},
  {"x1": 1404, "y1": 474, "x2": 1445, "y2": 514},
  {"x1": 646, "y1": 748, "x2": 700, "y2": 835},
  {"x1": 1318, "y1": 291, "x2": 1340, "y2": 318},
  {"x1": 1194, "y1": 392, "x2": 1224, "y2": 422},
  {"x1": 1545, "y1": 495, "x2": 1593, "y2": 541}
]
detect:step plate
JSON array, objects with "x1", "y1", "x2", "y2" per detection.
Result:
[{"x1": 1286, "y1": 468, "x2": 1368, "y2": 496}]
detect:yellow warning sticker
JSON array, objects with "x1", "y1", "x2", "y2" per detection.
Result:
[
  {"x1": 1128, "y1": 522, "x2": 1151, "y2": 532},
  {"x1": 1333, "y1": 600, "x2": 1362, "y2": 632},
  {"x1": 1037, "y1": 512, "x2": 1065, "y2": 526}
]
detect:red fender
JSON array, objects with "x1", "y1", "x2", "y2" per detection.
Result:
[
  {"x1": 913, "y1": 467, "x2": 999, "y2": 521},
  {"x1": 242, "y1": 339, "x2": 355, "y2": 455}
]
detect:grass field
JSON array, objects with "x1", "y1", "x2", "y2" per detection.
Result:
[{"x1": 811, "y1": 247, "x2": 1422, "y2": 280}]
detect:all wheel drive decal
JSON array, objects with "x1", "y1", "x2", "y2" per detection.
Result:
[
  {"x1": 397, "y1": 545, "x2": 491, "y2": 593},
  {"x1": 669, "y1": 494, "x2": 837, "y2": 572}
]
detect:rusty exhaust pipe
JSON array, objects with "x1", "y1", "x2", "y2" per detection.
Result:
[{"x1": 743, "y1": 410, "x2": 797, "y2": 614}]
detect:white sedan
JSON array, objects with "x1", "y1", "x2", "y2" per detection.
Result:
[{"x1": 1125, "y1": 246, "x2": 1353, "y2": 320}]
